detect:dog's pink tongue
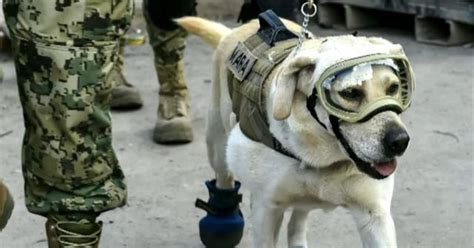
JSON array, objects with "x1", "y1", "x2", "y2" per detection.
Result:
[{"x1": 374, "y1": 159, "x2": 397, "y2": 177}]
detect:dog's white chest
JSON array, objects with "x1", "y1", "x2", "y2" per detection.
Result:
[{"x1": 226, "y1": 126, "x2": 351, "y2": 208}]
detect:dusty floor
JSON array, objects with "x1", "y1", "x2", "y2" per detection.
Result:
[{"x1": 0, "y1": 19, "x2": 472, "y2": 248}]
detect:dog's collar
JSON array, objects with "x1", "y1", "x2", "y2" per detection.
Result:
[{"x1": 270, "y1": 137, "x2": 298, "y2": 159}]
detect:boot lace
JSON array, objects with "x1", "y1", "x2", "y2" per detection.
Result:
[{"x1": 55, "y1": 221, "x2": 101, "y2": 247}]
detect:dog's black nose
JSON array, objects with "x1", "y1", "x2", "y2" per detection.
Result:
[{"x1": 383, "y1": 128, "x2": 410, "y2": 156}]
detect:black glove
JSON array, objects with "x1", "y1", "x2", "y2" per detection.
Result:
[
  {"x1": 237, "y1": 0, "x2": 261, "y2": 23},
  {"x1": 238, "y1": 0, "x2": 301, "y2": 23},
  {"x1": 146, "y1": 0, "x2": 198, "y2": 30}
]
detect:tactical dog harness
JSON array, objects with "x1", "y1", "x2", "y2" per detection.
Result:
[
  {"x1": 226, "y1": 10, "x2": 299, "y2": 158},
  {"x1": 226, "y1": 10, "x2": 415, "y2": 180}
]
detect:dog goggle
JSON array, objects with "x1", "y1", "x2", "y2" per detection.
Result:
[{"x1": 314, "y1": 53, "x2": 415, "y2": 123}]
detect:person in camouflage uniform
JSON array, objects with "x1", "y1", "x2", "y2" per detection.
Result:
[
  {"x1": 109, "y1": 0, "x2": 296, "y2": 143},
  {"x1": 110, "y1": 0, "x2": 197, "y2": 144},
  {"x1": 3, "y1": 0, "x2": 133, "y2": 246}
]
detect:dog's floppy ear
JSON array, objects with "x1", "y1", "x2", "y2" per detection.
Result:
[{"x1": 273, "y1": 55, "x2": 316, "y2": 120}]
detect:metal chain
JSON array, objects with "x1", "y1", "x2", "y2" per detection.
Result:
[{"x1": 294, "y1": 0, "x2": 317, "y2": 54}]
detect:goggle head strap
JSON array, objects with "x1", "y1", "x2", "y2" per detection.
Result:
[{"x1": 306, "y1": 88, "x2": 327, "y2": 130}]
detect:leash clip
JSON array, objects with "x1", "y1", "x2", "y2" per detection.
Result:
[{"x1": 294, "y1": 1, "x2": 317, "y2": 55}]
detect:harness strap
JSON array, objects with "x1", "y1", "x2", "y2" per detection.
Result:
[
  {"x1": 227, "y1": 10, "x2": 299, "y2": 159},
  {"x1": 258, "y1": 10, "x2": 298, "y2": 46},
  {"x1": 329, "y1": 115, "x2": 386, "y2": 179},
  {"x1": 238, "y1": 39, "x2": 299, "y2": 158},
  {"x1": 306, "y1": 89, "x2": 328, "y2": 130}
]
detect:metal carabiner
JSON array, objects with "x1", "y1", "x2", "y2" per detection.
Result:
[
  {"x1": 294, "y1": 1, "x2": 318, "y2": 55},
  {"x1": 301, "y1": 1, "x2": 318, "y2": 18}
]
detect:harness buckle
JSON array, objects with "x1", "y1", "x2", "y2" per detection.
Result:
[{"x1": 257, "y1": 10, "x2": 298, "y2": 46}]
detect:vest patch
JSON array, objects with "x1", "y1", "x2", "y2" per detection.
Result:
[{"x1": 226, "y1": 42, "x2": 257, "y2": 81}]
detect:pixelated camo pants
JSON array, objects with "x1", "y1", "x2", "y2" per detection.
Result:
[{"x1": 3, "y1": 0, "x2": 133, "y2": 216}]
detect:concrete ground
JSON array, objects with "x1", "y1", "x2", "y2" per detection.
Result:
[{"x1": 0, "y1": 18, "x2": 472, "y2": 248}]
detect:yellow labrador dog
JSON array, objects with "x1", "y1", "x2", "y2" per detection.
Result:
[{"x1": 179, "y1": 15, "x2": 414, "y2": 248}]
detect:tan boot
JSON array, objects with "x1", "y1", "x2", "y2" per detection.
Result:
[
  {"x1": 154, "y1": 60, "x2": 193, "y2": 144},
  {"x1": 110, "y1": 69, "x2": 143, "y2": 110},
  {"x1": 110, "y1": 37, "x2": 143, "y2": 110},
  {"x1": 46, "y1": 216, "x2": 102, "y2": 248}
]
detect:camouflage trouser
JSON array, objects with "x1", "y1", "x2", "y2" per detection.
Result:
[
  {"x1": 3, "y1": 0, "x2": 133, "y2": 217},
  {"x1": 144, "y1": 19, "x2": 187, "y2": 66},
  {"x1": 114, "y1": 0, "x2": 194, "y2": 81},
  {"x1": 143, "y1": 0, "x2": 195, "y2": 65}
]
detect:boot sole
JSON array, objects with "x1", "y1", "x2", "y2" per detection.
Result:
[
  {"x1": 110, "y1": 95, "x2": 143, "y2": 110},
  {"x1": 153, "y1": 122, "x2": 193, "y2": 144},
  {"x1": 153, "y1": 130, "x2": 193, "y2": 144},
  {"x1": 200, "y1": 228, "x2": 243, "y2": 248}
]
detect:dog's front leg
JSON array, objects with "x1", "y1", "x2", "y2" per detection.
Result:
[
  {"x1": 349, "y1": 206, "x2": 397, "y2": 248},
  {"x1": 251, "y1": 199, "x2": 285, "y2": 248},
  {"x1": 287, "y1": 209, "x2": 310, "y2": 248}
]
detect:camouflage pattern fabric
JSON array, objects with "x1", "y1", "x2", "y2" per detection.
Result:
[
  {"x1": 143, "y1": 0, "x2": 189, "y2": 65},
  {"x1": 3, "y1": 0, "x2": 133, "y2": 216},
  {"x1": 116, "y1": 37, "x2": 127, "y2": 75},
  {"x1": 113, "y1": 0, "x2": 191, "y2": 80}
]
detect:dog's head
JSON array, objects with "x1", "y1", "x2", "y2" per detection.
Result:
[{"x1": 269, "y1": 36, "x2": 415, "y2": 179}]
